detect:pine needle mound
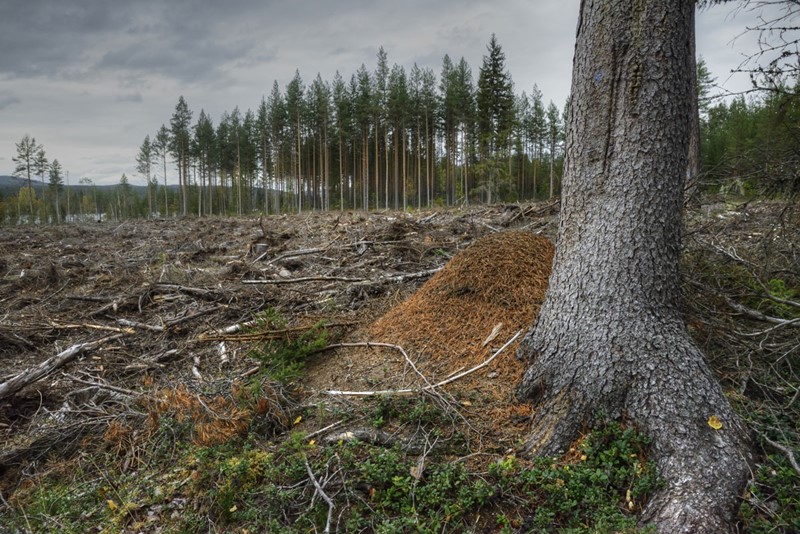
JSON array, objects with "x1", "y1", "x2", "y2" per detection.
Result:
[{"x1": 369, "y1": 231, "x2": 554, "y2": 380}]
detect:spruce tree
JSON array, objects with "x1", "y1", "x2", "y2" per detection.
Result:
[
  {"x1": 48, "y1": 159, "x2": 63, "y2": 223},
  {"x1": 170, "y1": 96, "x2": 193, "y2": 216},
  {"x1": 477, "y1": 34, "x2": 515, "y2": 161},
  {"x1": 285, "y1": 71, "x2": 305, "y2": 211},
  {"x1": 153, "y1": 125, "x2": 171, "y2": 217},
  {"x1": 12, "y1": 134, "x2": 39, "y2": 222},
  {"x1": 136, "y1": 135, "x2": 154, "y2": 218}
]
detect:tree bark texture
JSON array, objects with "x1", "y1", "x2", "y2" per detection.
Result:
[{"x1": 516, "y1": 1, "x2": 752, "y2": 532}]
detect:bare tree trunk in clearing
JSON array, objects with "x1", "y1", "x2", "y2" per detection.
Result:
[{"x1": 515, "y1": 1, "x2": 752, "y2": 532}]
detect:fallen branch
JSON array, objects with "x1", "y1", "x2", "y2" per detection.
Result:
[
  {"x1": 154, "y1": 283, "x2": 222, "y2": 300},
  {"x1": 49, "y1": 322, "x2": 134, "y2": 335},
  {"x1": 62, "y1": 373, "x2": 138, "y2": 397},
  {"x1": 725, "y1": 298, "x2": 800, "y2": 335},
  {"x1": 0, "y1": 334, "x2": 124, "y2": 401},
  {"x1": 242, "y1": 275, "x2": 364, "y2": 285},
  {"x1": 117, "y1": 318, "x2": 165, "y2": 332},
  {"x1": 321, "y1": 341, "x2": 434, "y2": 389},
  {"x1": 324, "y1": 428, "x2": 426, "y2": 454},
  {"x1": 319, "y1": 330, "x2": 522, "y2": 397},
  {"x1": 303, "y1": 419, "x2": 346, "y2": 442},
  {"x1": 226, "y1": 320, "x2": 258, "y2": 334},
  {"x1": 197, "y1": 321, "x2": 353, "y2": 342},
  {"x1": 374, "y1": 267, "x2": 443, "y2": 284},
  {"x1": 164, "y1": 304, "x2": 225, "y2": 328},
  {"x1": 304, "y1": 458, "x2": 335, "y2": 534},
  {"x1": 726, "y1": 298, "x2": 798, "y2": 326},
  {"x1": 758, "y1": 431, "x2": 800, "y2": 477},
  {"x1": 264, "y1": 247, "x2": 328, "y2": 265},
  {"x1": 505, "y1": 199, "x2": 560, "y2": 225},
  {"x1": 241, "y1": 268, "x2": 442, "y2": 287}
]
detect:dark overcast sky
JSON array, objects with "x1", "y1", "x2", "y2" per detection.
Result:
[{"x1": 0, "y1": 1, "x2": 779, "y2": 185}]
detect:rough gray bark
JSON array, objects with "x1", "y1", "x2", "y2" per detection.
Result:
[{"x1": 516, "y1": 1, "x2": 752, "y2": 532}]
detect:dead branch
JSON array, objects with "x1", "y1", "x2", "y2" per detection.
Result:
[
  {"x1": 304, "y1": 457, "x2": 335, "y2": 534},
  {"x1": 375, "y1": 267, "x2": 443, "y2": 283},
  {"x1": 49, "y1": 322, "x2": 134, "y2": 335},
  {"x1": 725, "y1": 297, "x2": 800, "y2": 335},
  {"x1": 758, "y1": 431, "x2": 800, "y2": 477},
  {"x1": 323, "y1": 428, "x2": 427, "y2": 454},
  {"x1": 65, "y1": 295, "x2": 113, "y2": 303},
  {"x1": 725, "y1": 297, "x2": 795, "y2": 325},
  {"x1": 319, "y1": 330, "x2": 522, "y2": 397},
  {"x1": 241, "y1": 268, "x2": 442, "y2": 287},
  {"x1": 164, "y1": 304, "x2": 226, "y2": 327},
  {"x1": 62, "y1": 373, "x2": 138, "y2": 397},
  {"x1": 197, "y1": 321, "x2": 354, "y2": 343},
  {"x1": 303, "y1": 419, "x2": 346, "y2": 442},
  {"x1": 242, "y1": 275, "x2": 366, "y2": 285},
  {"x1": 0, "y1": 334, "x2": 124, "y2": 400},
  {"x1": 322, "y1": 341, "x2": 434, "y2": 388},
  {"x1": 217, "y1": 320, "x2": 259, "y2": 335},
  {"x1": 154, "y1": 284, "x2": 222, "y2": 300},
  {"x1": 348, "y1": 268, "x2": 443, "y2": 288},
  {"x1": 117, "y1": 318, "x2": 165, "y2": 332},
  {"x1": 264, "y1": 247, "x2": 328, "y2": 265}
]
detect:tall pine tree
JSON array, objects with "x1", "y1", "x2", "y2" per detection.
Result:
[{"x1": 476, "y1": 35, "x2": 515, "y2": 201}]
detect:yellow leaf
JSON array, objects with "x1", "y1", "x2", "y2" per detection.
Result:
[
  {"x1": 107, "y1": 499, "x2": 118, "y2": 511},
  {"x1": 707, "y1": 415, "x2": 723, "y2": 430},
  {"x1": 460, "y1": 400, "x2": 472, "y2": 407},
  {"x1": 229, "y1": 504, "x2": 237, "y2": 513},
  {"x1": 293, "y1": 415, "x2": 302, "y2": 425},
  {"x1": 308, "y1": 439, "x2": 316, "y2": 447}
]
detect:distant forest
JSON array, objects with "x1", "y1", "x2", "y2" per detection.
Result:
[{"x1": 4, "y1": 36, "x2": 799, "y2": 224}]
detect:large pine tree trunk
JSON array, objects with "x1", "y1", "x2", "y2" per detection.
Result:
[{"x1": 516, "y1": 1, "x2": 752, "y2": 532}]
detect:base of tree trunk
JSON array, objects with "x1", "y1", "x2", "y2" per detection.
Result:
[{"x1": 516, "y1": 316, "x2": 753, "y2": 533}]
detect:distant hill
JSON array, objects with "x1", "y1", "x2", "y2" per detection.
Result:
[
  {"x1": 0, "y1": 175, "x2": 154, "y2": 197},
  {"x1": 0, "y1": 175, "x2": 34, "y2": 190}
]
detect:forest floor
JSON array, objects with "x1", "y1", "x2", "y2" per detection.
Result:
[{"x1": 0, "y1": 199, "x2": 797, "y2": 532}]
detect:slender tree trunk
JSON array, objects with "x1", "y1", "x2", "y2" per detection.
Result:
[
  {"x1": 393, "y1": 128, "x2": 399, "y2": 210},
  {"x1": 181, "y1": 150, "x2": 187, "y2": 216},
  {"x1": 297, "y1": 114, "x2": 302, "y2": 212},
  {"x1": 352, "y1": 141, "x2": 357, "y2": 210},
  {"x1": 548, "y1": 135, "x2": 555, "y2": 199},
  {"x1": 516, "y1": 2, "x2": 752, "y2": 532},
  {"x1": 417, "y1": 121, "x2": 422, "y2": 209},
  {"x1": 162, "y1": 156, "x2": 168, "y2": 218},
  {"x1": 324, "y1": 120, "x2": 329, "y2": 211},
  {"x1": 402, "y1": 123, "x2": 407, "y2": 211},
  {"x1": 384, "y1": 126, "x2": 389, "y2": 209},
  {"x1": 26, "y1": 168, "x2": 33, "y2": 223},
  {"x1": 339, "y1": 133, "x2": 344, "y2": 211},
  {"x1": 375, "y1": 119, "x2": 380, "y2": 210},
  {"x1": 312, "y1": 133, "x2": 317, "y2": 210}
]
